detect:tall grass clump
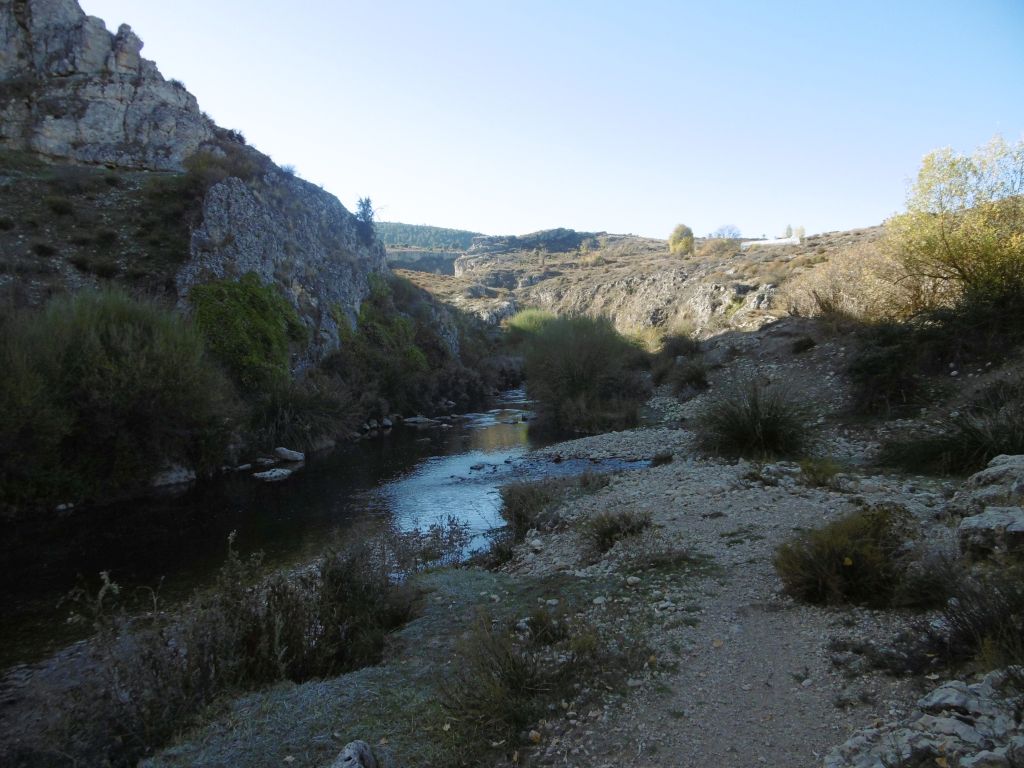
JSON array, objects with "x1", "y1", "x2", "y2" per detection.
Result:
[
  {"x1": 515, "y1": 313, "x2": 650, "y2": 433},
  {"x1": 697, "y1": 377, "x2": 809, "y2": 459},
  {"x1": 774, "y1": 504, "x2": 919, "y2": 608},
  {"x1": 499, "y1": 479, "x2": 568, "y2": 541},
  {"x1": 0, "y1": 290, "x2": 234, "y2": 509},
  {"x1": 878, "y1": 377, "x2": 1024, "y2": 475}
]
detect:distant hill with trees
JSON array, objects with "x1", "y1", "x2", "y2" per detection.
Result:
[{"x1": 376, "y1": 222, "x2": 483, "y2": 251}]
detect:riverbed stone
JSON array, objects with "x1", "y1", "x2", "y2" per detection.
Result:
[
  {"x1": 253, "y1": 468, "x2": 293, "y2": 482},
  {"x1": 274, "y1": 447, "x2": 305, "y2": 462}
]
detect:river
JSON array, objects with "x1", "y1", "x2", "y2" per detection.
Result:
[{"x1": 0, "y1": 390, "x2": 644, "y2": 671}]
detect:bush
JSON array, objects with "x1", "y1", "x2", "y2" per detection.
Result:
[
  {"x1": 517, "y1": 314, "x2": 651, "y2": 433},
  {"x1": 799, "y1": 456, "x2": 843, "y2": 488},
  {"x1": 499, "y1": 478, "x2": 569, "y2": 541},
  {"x1": 505, "y1": 308, "x2": 556, "y2": 346},
  {"x1": 697, "y1": 377, "x2": 809, "y2": 459},
  {"x1": 668, "y1": 224, "x2": 694, "y2": 256},
  {"x1": 774, "y1": 504, "x2": 916, "y2": 607},
  {"x1": 190, "y1": 272, "x2": 307, "y2": 393},
  {"x1": 886, "y1": 135, "x2": 1024, "y2": 311},
  {"x1": 24, "y1": 529, "x2": 425, "y2": 767},
  {"x1": 323, "y1": 274, "x2": 493, "y2": 418},
  {"x1": 441, "y1": 618, "x2": 546, "y2": 745},
  {"x1": 878, "y1": 378, "x2": 1024, "y2": 475},
  {"x1": 584, "y1": 509, "x2": 651, "y2": 553},
  {"x1": 932, "y1": 565, "x2": 1024, "y2": 669},
  {"x1": 0, "y1": 290, "x2": 235, "y2": 508},
  {"x1": 247, "y1": 373, "x2": 352, "y2": 450}
]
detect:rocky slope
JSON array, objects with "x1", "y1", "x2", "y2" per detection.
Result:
[
  {"x1": 399, "y1": 226, "x2": 885, "y2": 337},
  {"x1": 0, "y1": 0, "x2": 389, "y2": 364}
]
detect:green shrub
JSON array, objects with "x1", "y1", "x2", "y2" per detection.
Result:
[
  {"x1": 697, "y1": 378, "x2": 809, "y2": 459},
  {"x1": 0, "y1": 289, "x2": 235, "y2": 508},
  {"x1": 505, "y1": 307, "x2": 556, "y2": 346},
  {"x1": 878, "y1": 378, "x2": 1024, "y2": 475},
  {"x1": 323, "y1": 274, "x2": 495, "y2": 419},
  {"x1": 30, "y1": 241, "x2": 56, "y2": 256},
  {"x1": 848, "y1": 291, "x2": 1024, "y2": 417},
  {"x1": 518, "y1": 314, "x2": 650, "y2": 433},
  {"x1": 45, "y1": 195, "x2": 73, "y2": 215},
  {"x1": 774, "y1": 504, "x2": 915, "y2": 607},
  {"x1": 247, "y1": 373, "x2": 352, "y2": 450},
  {"x1": 651, "y1": 451, "x2": 673, "y2": 467},
  {"x1": 190, "y1": 272, "x2": 307, "y2": 393},
  {"x1": 584, "y1": 509, "x2": 651, "y2": 553}
]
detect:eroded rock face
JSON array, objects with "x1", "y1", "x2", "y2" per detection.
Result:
[
  {"x1": 177, "y1": 171, "x2": 388, "y2": 363},
  {"x1": 0, "y1": 0, "x2": 214, "y2": 168}
]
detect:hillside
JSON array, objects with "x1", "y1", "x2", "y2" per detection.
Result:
[{"x1": 397, "y1": 224, "x2": 884, "y2": 335}]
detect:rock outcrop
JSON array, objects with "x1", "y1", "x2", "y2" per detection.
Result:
[
  {"x1": 955, "y1": 455, "x2": 1024, "y2": 560},
  {"x1": 1, "y1": 0, "x2": 214, "y2": 169},
  {"x1": 177, "y1": 170, "x2": 388, "y2": 362},
  {"x1": 825, "y1": 670, "x2": 1024, "y2": 768}
]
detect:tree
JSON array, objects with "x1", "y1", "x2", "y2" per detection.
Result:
[
  {"x1": 886, "y1": 135, "x2": 1024, "y2": 305},
  {"x1": 355, "y1": 197, "x2": 376, "y2": 245},
  {"x1": 784, "y1": 224, "x2": 793, "y2": 238},
  {"x1": 711, "y1": 224, "x2": 741, "y2": 239},
  {"x1": 668, "y1": 224, "x2": 694, "y2": 255}
]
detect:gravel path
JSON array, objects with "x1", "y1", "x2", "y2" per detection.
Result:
[{"x1": 504, "y1": 438, "x2": 950, "y2": 767}]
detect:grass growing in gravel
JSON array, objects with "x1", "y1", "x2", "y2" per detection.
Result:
[
  {"x1": 799, "y1": 456, "x2": 844, "y2": 488},
  {"x1": 877, "y1": 378, "x2": 1024, "y2": 475},
  {"x1": 584, "y1": 509, "x2": 652, "y2": 553},
  {"x1": 774, "y1": 504, "x2": 925, "y2": 608},
  {"x1": 697, "y1": 377, "x2": 810, "y2": 459}
]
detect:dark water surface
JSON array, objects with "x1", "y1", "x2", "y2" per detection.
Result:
[{"x1": 0, "y1": 391, "x2": 642, "y2": 669}]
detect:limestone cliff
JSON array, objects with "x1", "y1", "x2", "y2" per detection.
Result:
[
  {"x1": 0, "y1": 0, "x2": 389, "y2": 364},
  {"x1": 0, "y1": 0, "x2": 214, "y2": 169},
  {"x1": 178, "y1": 169, "x2": 388, "y2": 363}
]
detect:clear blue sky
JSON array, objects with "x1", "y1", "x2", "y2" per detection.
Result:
[{"x1": 81, "y1": 0, "x2": 1024, "y2": 239}]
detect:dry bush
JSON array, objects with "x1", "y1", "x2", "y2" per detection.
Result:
[
  {"x1": 774, "y1": 504, "x2": 921, "y2": 607},
  {"x1": 777, "y1": 241, "x2": 923, "y2": 323}
]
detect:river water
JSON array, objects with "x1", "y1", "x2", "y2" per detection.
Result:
[{"x1": 0, "y1": 390, "x2": 643, "y2": 670}]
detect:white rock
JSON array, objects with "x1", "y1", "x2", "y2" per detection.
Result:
[
  {"x1": 274, "y1": 446, "x2": 305, "y2": 462},
  {"x1": 151, "y1": 464, "x2": 196, "y2": 488},
  {"x1": 252, "y1": 468, "x2": 293, "y2": 482},
  {"x1": 330, "y1": 740, "x2": 377, "y2": 768}
]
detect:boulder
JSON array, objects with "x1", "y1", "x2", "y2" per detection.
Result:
[
  {"x1": 958, "y1": 507, "x2": 1024, "y2": 558},
  {"x1": 953, "y1": 455, "x2": 1024, "y2": 514},
  {"x1": 329, "y1": 740, "x2": 377, "y2": 768}
]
